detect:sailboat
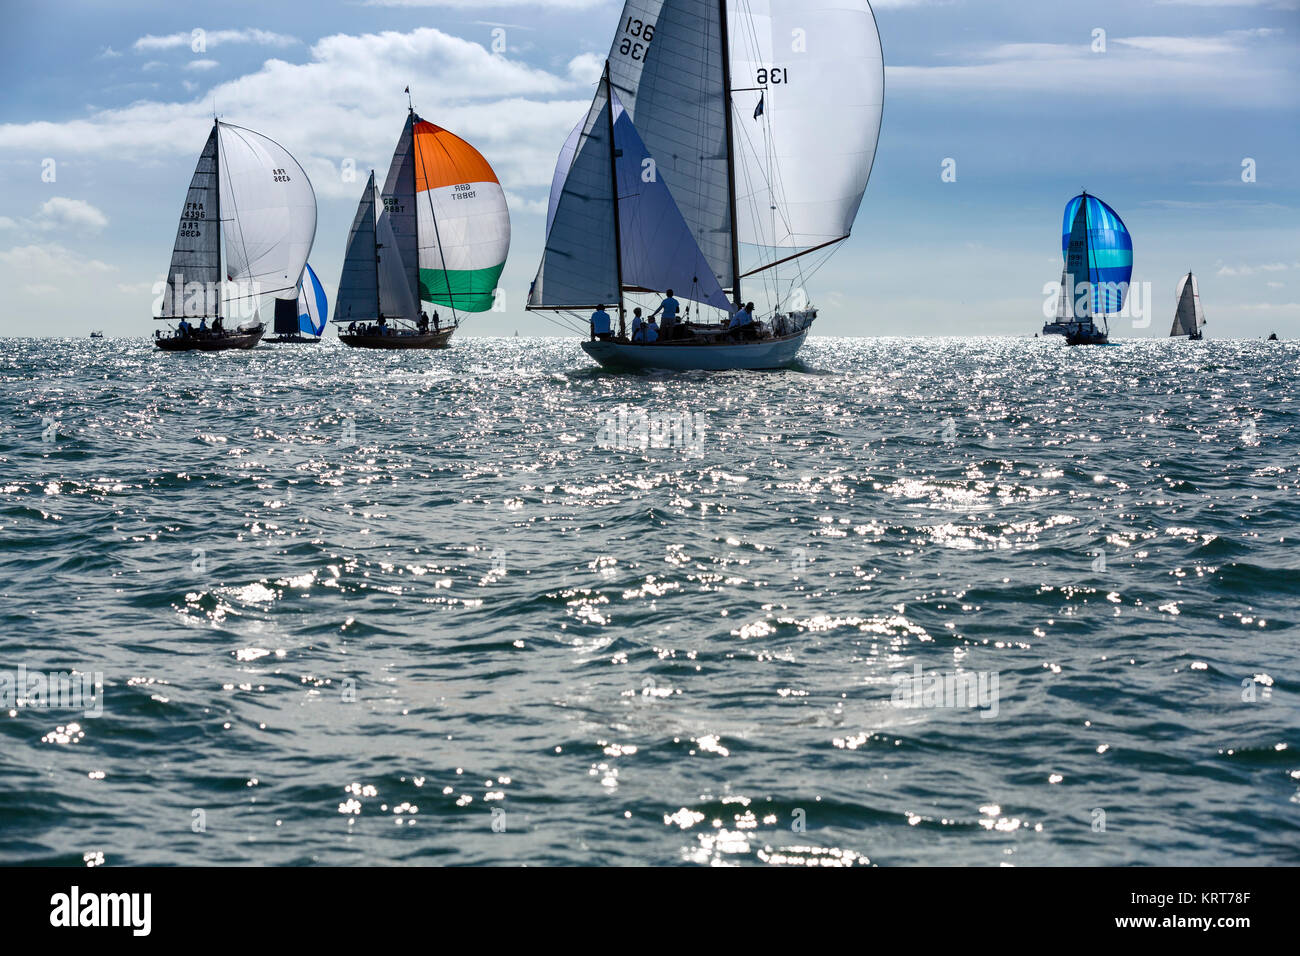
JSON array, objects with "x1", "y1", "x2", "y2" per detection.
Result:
[
  {"x1": 1169, "y1": 271, "x2": 1206, "y2": 339},
  {"x1": 527, "y1": 0, "x2": 885, "y2": 371},
  {"x1": 266, "y1": 262, "x2": 328, "y2": 343},
  {"x1": 1042, "y1": 190, "x2": 1132, "y2": 346},
  {"x1": 155, "y1": 119, "x2": 317, "y2": 352},
  {"x1": 335, "y1": 104, "x2": 510, "y2": 349}
]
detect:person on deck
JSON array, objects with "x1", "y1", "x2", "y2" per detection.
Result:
[
  {"x1": 198, "y1": 317, "x2": 208, "y2": 333},
  {"x1": 651, "y1": 289, "x2": 680, "y2": 340},
  {"x1": 419, "y1": 311, "x2": 429, "y2": 333},
  {"x1": 630, "y1": 308, "x2": 645, "y2": 343},
  {"x1": 212, "y1": 316, "x2": 224, "y2": 334},
  {"x1": 729, "y1": 302, "x2": 754, "y2": 340},
  {"x1": 378, "y1": 316, "x2": 388, "y2": 335},
  {"x1": 590, "y1": 305, "x2": 613, "y2": 341},
  {"x1": 176, "y1": 318, "x2": 190, "y2": 337},
  {"x1": 644, "y1": 316, "x2": 660, "y2": 343},
  {"x1": 432, "y1": 311, "x2": 440, "y2": 332}
]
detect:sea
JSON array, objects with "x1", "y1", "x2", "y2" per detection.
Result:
[{"x1": 1, "y1": 336, "x2": 1296, "y2": 866}]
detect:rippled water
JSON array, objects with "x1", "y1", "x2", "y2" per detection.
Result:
[{"x1": 1, "y1": 336, "x2": 1297, "y2": 866}]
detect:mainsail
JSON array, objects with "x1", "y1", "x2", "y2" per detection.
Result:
[
  {"x1": 335, "y1": 172, "x2": 381, "y2": 323},
  {"x1": 217, "y1": 123, "x2": 317, "y2": 299},
  {"x1": 1057, "y1": 198, "x2": 1093, "y2": 323},
  {"x1": 296, "y1": 262, "x2": 328, "y2": 336},
  {"x1": 162, "y1": 124, "x2": 221, "y2": 318},
  {"x1": 377, "y1": 200, "x2": 420, "y2": 321},
  {"x1": 1171, "y1": 272, "x2": 1206, "y2": 337}
]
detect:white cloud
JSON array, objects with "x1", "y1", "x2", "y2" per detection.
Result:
[
  {"x1": 0, "y1": 242, "x2": 113, "y2": 275},
  {"x1": 567, "y1": 52, "x2": 604, "y2": 85},
  {"x1": 186, "y1": 60, "x2": 220, "y2": 72},
  {"x1": 1216, "y1": 261, "x2": 1298, "y2": 276},
  {"x1": 0, "y1": 28, "x2": 592, "y2": 201},
  {"x1": 132, "y1": 29, "x2": 298, "y2": 53},
  {"x1": 889, "y1": 30, "x2": 1296, "y2": 105},
  {"x1": 0, "y1": 198, "x2": 111, "y2": 237}
]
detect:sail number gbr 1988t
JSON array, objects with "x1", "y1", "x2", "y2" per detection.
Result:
[{"x1": 618, "y1": 18, "x2": 654, "y2": 61}]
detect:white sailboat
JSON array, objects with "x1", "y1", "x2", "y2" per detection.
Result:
[
  {"x1": 527, "y1": 0, "x2": 885, "y2": 370},
  {"x1": 1169, "y1": 271, "x2": 1206, "y2": 339},
  {"x1": 155, "y1": 119, "x2": 316, "y2": 352}
]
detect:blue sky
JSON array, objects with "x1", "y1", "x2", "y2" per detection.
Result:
[{"x1": 0, "y1": 0, "x2": 1297, "y2": 338}]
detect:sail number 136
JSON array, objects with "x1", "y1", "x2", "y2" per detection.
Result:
[
  {"x1": 619, "y1": 18, "x2": 655, "y2": 61},
  {"x1": 756, "y1": 67, "x2": 789, "y2": 85}
]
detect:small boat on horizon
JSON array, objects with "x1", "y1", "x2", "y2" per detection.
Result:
[
  {"x1": 335, "y1": 101, "x2": 509, "y2": 350},
  {"x1": 1169, "y1": 271, "x2": 1206, "y2": 340},
  {"x1": 1043, "y1": 190, "x2": 1132, "y2": 346},
  {"x1": 526, "y1": 1, "x2": 884, "y2": 370},
  {"x1": 89, "y1": 331, "x2": 103, "y2": 339},
  {"x1": 265, "y1": 262, "x2": 328, "y2": 344},
  {"x1": 154, "y1": 118, "x2": 317, "y2": 353}
]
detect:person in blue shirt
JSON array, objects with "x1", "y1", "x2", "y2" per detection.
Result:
[
  {"x1": 651, "y1": 289, "x2": 680, "y2": 340},
  {"x1": 590, "y1": 305, "x2": 613, "y2": 341},
  {"x1": 729, "y1": 302, "x2": 757, "y2": 340},
  {"x1": 644, "y1": 316, "x2": 660, "y2": 343},
  {"x1": 630, "y1": 307, "x2": 645, "y2": 343},
  {"x1": 199, "y1": 317, "x2": 208, "y2": 333}
]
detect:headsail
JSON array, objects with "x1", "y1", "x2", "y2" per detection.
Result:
[
  {"x1": 529, "y1": 84, "x2": 621, "y2": 310},
  {"x1": 162, "y1": 124, "x2": 221, "y2": 318},
  {"x1": 412, "y1": 120, "x2": 510, "y2": 313},
  {"x1": 1061, "y1": 192, "x2": 1132, "y2": 315},
  {"x1": 611, "y1": 92, "x2": 730, "y2": 310},
  {"x1": 217, "y1": 123, "x2": 317, "y2": 299},
  {"x1": 729, "y1": 0, "x2": 884, "y2": 261},
  {"x1": 296, "y1": 262, "x2": 328, "y2": 336},
  {"x1": 334, "y1": 172, "x2": 380, "y2": 323},
  {"x1": 606, "y1": 0, "x2": 735, "y2": 294},
  {"x1": 1171, "y1": 272, "x2": 1205, "y2": 337}
]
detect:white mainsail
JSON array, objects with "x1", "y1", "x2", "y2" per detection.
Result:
[
  {"x1": 1171, "y1": 272, "x2": 1205, "y2": 337},
  {"x1": 162, "y1": 125, "x2": 221, "y2": 318},
  {"x1": 217, "y1": 122, "x2": 317, "y2": 299}
]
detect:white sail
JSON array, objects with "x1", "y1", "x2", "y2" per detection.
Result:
[
  {"x1": 217, "y1": 123, "x2": 317, "y2": 299},
  {"x1": 607, "y1": 0, "x2": 735, "y2": 293},
  {"x1": 729, "y1": 0, "x2": 884, "y2": 257},
  {"x1": 162, "y1": 124, "x2": 221, "y2": 318},
  {"x1": 1171, "y1": 272, "x2": 1205, "y2": 337}
]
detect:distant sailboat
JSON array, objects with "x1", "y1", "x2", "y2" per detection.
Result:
[
  {"x1": 1043, "y1": 191, "x2": 1132, "y2": 346},
  {"x1": 528, "y1": 0, "x2": 884, "y2": 371},
  {"x1": 1169, "y1": 271, "x2": 1206, "y2": 339},
  {"x1": 155, "y1": 119, "x2": 317, "y2": 352},
  {"x1": 266, "y1": 262, "x2": 328, "y2": 343},
  {"x1": 89, "y1": 331, "x2": 103, "y2": 339},
  {"x1": 336, "y1": 103, "x2": 510, "y2": 349}
]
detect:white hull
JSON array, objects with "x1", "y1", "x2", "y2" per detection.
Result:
[{"x1": 581, "y1": 328, "x2": 809, "y2": 371}]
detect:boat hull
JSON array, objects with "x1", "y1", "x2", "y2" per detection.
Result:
[
  {"x1": 155, "y1": 326, "x2": 264, "y2": 352},
  {"x1": 580, "y1": 329, "x2": 809, "y2": 371},
  {"x1": 338, "y1": 328, "x2": 455, "y2": 349},
  {"x1": 264, "y1": 334, "x2": 321, "y2": 344}
]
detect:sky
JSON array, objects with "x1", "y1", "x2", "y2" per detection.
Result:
[{"x1": 0, "y1": 0, "x2": 1297, "y2": 338}]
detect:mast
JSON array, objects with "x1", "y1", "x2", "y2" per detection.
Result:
[
  {"x1": 718, "y1": 0, "x2": 742, "y2": 310},
  {"x1": 372, "y1": 171, "x2": 382, "y2": 320},
  {"x1": 214, "y1": 118, "x2": 223, "y2": 321},
  {"x1": 603, "y1": 63, "x2": 626, "y2": 321},
  {"x1": 410, "y1": 101, "x2": 459, "y2": 325}
]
